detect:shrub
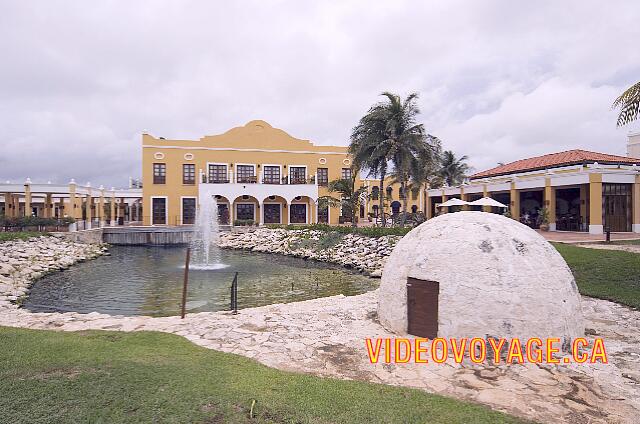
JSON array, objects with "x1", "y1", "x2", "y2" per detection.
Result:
[
  {"x1": 264, "y1": 223, "x2": 411, "y2": 237},
  {"x1": 0, "y1": 215, "x2": 76, "y2": 231},
  {"x1": 233, "y1": 219, "x2": 255, "y2": 226}
]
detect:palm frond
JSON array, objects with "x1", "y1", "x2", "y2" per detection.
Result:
[{"x1": 613, "y1": 81, "x2": 640, "y2": 126}]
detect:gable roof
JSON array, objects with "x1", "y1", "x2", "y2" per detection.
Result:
[{"x1": 470, "y1": 149, "x2": 640, "y2": 180}]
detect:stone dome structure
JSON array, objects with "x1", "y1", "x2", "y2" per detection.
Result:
[{"x1": 378, "y1": 212, "x2": 584, "y2": 346}]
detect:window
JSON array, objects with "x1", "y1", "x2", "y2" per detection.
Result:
[
  {"x1": 341, "y1": 204, "x2": 353, "y2": 223},
  {"x1": 386, "y1": 186, "x2": 393, "y2": 197},
  {"x1": 341, "y1": 168, "x2": 352, "y2": 180},
  {"x1": 152, "y1": 198, "x2": 166, "y2": 224},
  {"x1": 237, "y1": 165, "x2": 256, "y2": 183},
  {"x1": 263, "y1": 166, "x2": 280, "y2": 184},
  {"x1": 217, "y1": 204, "x2": 229, "y2": 225},
  {"x1": 411, "y1": 187, "x2": 419, "y2": 200},
  {"x1": 371, "y1": 186, "x2": 380, "y2": 200},
  {"x1": 290, "y1": 204, "x2": 307, "y2": 223},
  {"x1": 317, "y1": 168, "x2": 328, "y2": 186},
  {"x1": 318, "y1": 204, "x2": 329, "y2": 223},
  {"x1": 208, "y1": 164, "x2": 228, "y2": 183},
  {"x1": 236, "y1": 204, "x2": 255, "y2": 221},
  {"x1": 183, "y1": 164, "x2": 195, "y2": 185},
  {"x1": 290, "y1": 167, "x2": 306, "y2": 184},
  {"x1": 263, "y1": 204, "x2": 281, "y2": 223},
  {"x1": 153, "y1": 163, "x2": 166, "y2": 184},
  {"x1": 182, "y1": 198, "x2": 196, "y2": 224},
  {"x1": 399, "y1": 186, "x2": 406, "y2": 199}
]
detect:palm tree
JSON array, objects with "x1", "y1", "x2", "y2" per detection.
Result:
[
  {"x1": 350, "y1": 108, "x2": 389, "y2": 226},
  {"x1": 318, "y1": 172, "x2": 367, "y2": 228},
  {"x1": 613, "y1": 81, "x2": 640, "y2": 126},
  {"x1": 438, "y1": 150, "x2": 470, "y2": 186},
  {"x1": 350, "y1": 92, "x2": 429, "y2": 227},
  {"x1": 407, "y1": 134, "x2": 443, "y2": 191}
]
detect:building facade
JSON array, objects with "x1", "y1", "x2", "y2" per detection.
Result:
[
  {"x1": 426, "y1": 150, "x2": 640, "y2": 234},
  {"x1": 142, "y1": 120, "x2": 363, "y2": 226},
  {"x1": 0, "y1": 180, "x2": 142, "y2": 229}
]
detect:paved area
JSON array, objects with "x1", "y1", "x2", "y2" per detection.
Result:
[
  {"x1": 537, "y1": 230, "x2": 640, "y2": 244},
  {"x1": 1, "y1": 291, "x2": 639, "y2": 423},
  {"x1": 576, "y1": 243, "x2": 640, "y2": 254}
]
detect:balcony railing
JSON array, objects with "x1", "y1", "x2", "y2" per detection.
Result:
[
  {"x1": 237, "y1": 176, "x2": 258, "y2": 184},
  {"x1": 201, "y1": 171, "x2": 316, "y2": 186}
]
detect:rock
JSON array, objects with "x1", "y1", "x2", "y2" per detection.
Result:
[
  {"x1": 378, "y1": 212, "x2": 584, "y2": 343},
  {"x1": 0, "y1": 263, "x2": 15, "y2": 276}
]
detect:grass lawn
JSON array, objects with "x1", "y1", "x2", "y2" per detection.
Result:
[
  {"x1": 554, "y1": 243, "x2": 640, "y2": 309},
  {"x1": 0, "y1": 231, "x2": 49, "y2": 242},
  {"x1": 0, "y1": 327, "x2": 526, "y2": 424}
]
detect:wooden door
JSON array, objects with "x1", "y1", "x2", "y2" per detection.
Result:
[
  {"x1": 603, "y1": 183, "x2": 631, "y2": 232},
  {"x1": 407, "y1": 278, "x2": 439, "y2": 338}
]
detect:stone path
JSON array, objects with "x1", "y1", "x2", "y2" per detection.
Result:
[
  {"x1": 537, "y1": 230, "x2": 640, "y2": 244},
  {"x1": 1, "y1": 291, "x2": 639, "y2": 423},
  {"x1": 577, "y1": 243, "x2": 640, "y2": 254}
]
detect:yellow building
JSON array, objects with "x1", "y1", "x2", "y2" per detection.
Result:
[
  {"x1": 362, "y1": 178, "x2": 425, "y2": 221},
  {"x1": 142, "y1": 120, "x2": 368, "y2": 226},
  {"x1": 426, "y1": 150, "x2": 640, "y2": 234}
]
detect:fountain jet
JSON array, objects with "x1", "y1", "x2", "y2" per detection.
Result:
[{"x1": 190, "y1": 196, "x2": 228, "y2": 270}]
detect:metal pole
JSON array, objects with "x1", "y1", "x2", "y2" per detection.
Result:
[
  {"x1": 180, "y1": 247, "x2": 191, "y2": 319},
  {"x1": 231, "y1": 271, "x2": 238, "y2": 314}
]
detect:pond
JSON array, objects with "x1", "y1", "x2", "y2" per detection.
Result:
[{"x1": 23, "y1": 246, "x2": 378, "y2": 317}]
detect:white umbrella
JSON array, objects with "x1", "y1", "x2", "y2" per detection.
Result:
[
  {"x1": 468, "y1": 197, "x2": 508, "y2": 208},
  {"x1": 438, "y1": 198, "x2": 469, "y2": 207}
]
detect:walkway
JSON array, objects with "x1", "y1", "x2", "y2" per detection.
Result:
[
  {"x1": 537, "y1": 230, "x2": 640, "y2": 244},
  {"x1": 1, "y1": 291, "x2": 638, "y2": 423}
]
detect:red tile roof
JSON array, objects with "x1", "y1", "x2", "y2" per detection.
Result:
[{"x1": 470, "y1": 149, "x2": 640, "y2": 180}]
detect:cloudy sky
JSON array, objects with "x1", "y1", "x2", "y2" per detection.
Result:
[{"x1": 1, "y1": 0, "x2": 639, "y2": 187}]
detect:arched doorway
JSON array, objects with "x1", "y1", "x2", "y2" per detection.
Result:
[
  {"x1": 213, "y1": 195, "x2": 230, "y2": 225},
  {"x1": 391, "y1": 201, "x2": 401, "y2": 215},
  {"x1": 262, "y1": 195, "x2": 287, "y2": 225},
  {"x1": 232, "y1": 195, "x2": 259, "y2": 225},
  {"x1": 289, "y1": 195, "x2": 314, "y2": 224}
]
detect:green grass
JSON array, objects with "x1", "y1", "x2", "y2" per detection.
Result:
[
  {"x1": 0, "y1": 231, "x2": 49, "y2": 242},
  {"x1": 554, "y1": 243, "x2": 640, "y2": 309},
  {"x1": 266, "y1": 223, "x2": 412, "y2": 237},
  {"x1": 0, "y1": 327, "x2": 526, "y2": 424}
]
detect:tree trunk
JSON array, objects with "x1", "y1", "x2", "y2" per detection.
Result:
[
  {"x1": 379, "y1": 173, "x2": 386, "y2": 227},
  {"x1": 352, "y1": 205, "x2": 358, "y2": 228},
  {"x1": 400, "y1": 174, "x2": 408, "y2": 227}
]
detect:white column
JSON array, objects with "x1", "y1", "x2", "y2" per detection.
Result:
[
  {"x1": 259, "y1": 201, "x2": 264, "y2": 226},
  {"x1": 314, "y1": 200, "x2": 319, "y2": 224},
  {"x1": 284, "y1": 201, "x2": 289, "y2": 225}
]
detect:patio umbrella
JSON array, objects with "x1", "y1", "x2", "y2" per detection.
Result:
[
  {"x1": 438, "y1": 198, "x2": 469, "y2": 207},
  {"x1": 468, "y1": 197, "x2": 508, "y2": 208}
]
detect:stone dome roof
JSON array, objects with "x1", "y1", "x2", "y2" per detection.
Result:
[{"x1": 378, "y1": 212, "x2": 584, "y2": 345}]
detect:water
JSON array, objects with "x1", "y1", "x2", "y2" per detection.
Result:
[
  {"x1": 23, "y1": 246, "x2": 378, "y2": 317},
  {"x1": 190, "y1": 196, "x2": 227, "y2": 270}
]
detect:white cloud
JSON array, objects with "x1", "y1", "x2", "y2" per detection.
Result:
[{"x1": 0, "y1": 0, "x2": 639, "y2": 186}]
